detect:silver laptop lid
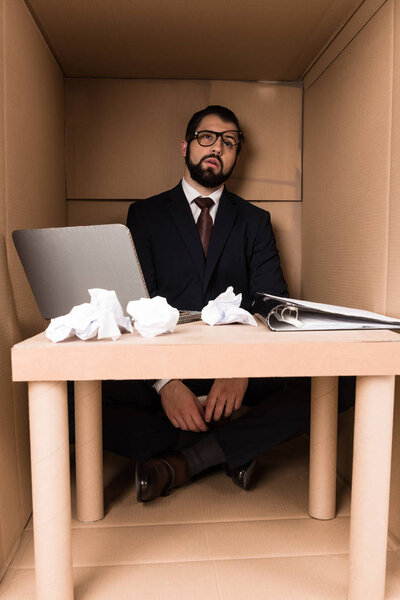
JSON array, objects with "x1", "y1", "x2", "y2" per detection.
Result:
[{"x1": 13, "y1": 224, "x2": 149, "y2": 319}]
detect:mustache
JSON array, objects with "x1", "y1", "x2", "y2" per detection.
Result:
[{"x1": 200, "y1": 154, "x2": 222, "y2": 168}]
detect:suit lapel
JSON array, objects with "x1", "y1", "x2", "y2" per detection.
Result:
[
  {"x1": 166, "y1": 184, "x2": 205, "y2": 278},
  {"x1": 204, "y1": 190, "x2": 238, "y2": 292}
]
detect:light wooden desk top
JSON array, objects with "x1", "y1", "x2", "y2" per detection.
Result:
[{"x1": 11, "y1": 321, "x2": 400, "y2": 381}]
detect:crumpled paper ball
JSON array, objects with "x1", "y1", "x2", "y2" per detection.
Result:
[
  {"x1": 126, "y1": 296, "x2": 179, "y2": 337},
  {"x1": 201, "y1": 286, "x2": 257, "y2": 327},
  {"x1": 46, "y1": 288, "x2": 133, "y2": 342}
]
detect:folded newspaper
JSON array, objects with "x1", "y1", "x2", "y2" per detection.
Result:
[{"x1": 255, "y1": 293, "x2": 400, "y2": 332}]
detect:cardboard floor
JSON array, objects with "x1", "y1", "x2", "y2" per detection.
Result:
[{"x1": 2, "y1": 435, "x2": 400, "y2": 599}]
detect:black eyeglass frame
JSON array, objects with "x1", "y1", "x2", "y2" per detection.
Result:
[{"x1": 191, "y1": 129, "x2": 243, "y2": 148}]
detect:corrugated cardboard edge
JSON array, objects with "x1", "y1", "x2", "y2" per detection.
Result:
[{"x1": 303, "y1": 0, "x2": 388, "y2": 90}]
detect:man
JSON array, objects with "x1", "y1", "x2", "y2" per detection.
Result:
[{"x1": 119, "y1": 105, "x2": 352, "y2": 502}]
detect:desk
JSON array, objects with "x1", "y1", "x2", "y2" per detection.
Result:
[{"x1": 11, "y1": 323, "x2": 400, "y2": 600}]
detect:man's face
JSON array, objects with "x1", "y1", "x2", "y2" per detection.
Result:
[{"x1": 181, "y1": 114, "x2": 239, "y2": 189}]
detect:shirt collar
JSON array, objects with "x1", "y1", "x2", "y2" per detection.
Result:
[{"x1": 181, "y1": 177, "x2": 224, "y2": 207}]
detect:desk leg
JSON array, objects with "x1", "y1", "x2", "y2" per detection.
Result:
[
  {"x1": 74, "y1": 381, "x2": 104, "y2": 522},
  {"x1": 309, "y1": 376, "x2": 338, "y2": 520},
  {"x1": 28, "y1": 381, "x2": 73, "y2": 600},
  {"x1": 348, "y1": 375, "x2": 395, "y2": 600}
]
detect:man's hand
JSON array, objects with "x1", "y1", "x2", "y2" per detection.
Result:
[
  {"x1": 160, "y1": 380, "x2": 208, "y2": 432},
  {"x1": 205, "y1": 378, "x2": 248, "y2": 422}
]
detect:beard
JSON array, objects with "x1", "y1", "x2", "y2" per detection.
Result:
[{"x1": 185, "y1": 146, "x2": 237, "y2": 188}]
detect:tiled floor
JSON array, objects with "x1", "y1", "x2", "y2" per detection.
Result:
[{"x1": 2, "y1": 435, "x2": 400, "y2": 599}]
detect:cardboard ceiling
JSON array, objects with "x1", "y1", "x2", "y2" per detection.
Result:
[{"x1": 26, "y1": 0, "x2": 363, "y2": 80}]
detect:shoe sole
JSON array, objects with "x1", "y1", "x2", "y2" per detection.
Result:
[
  {"x1": 242, "y1": 458, "x2": 256, "y2": 490},
  {"x1": 228, "y1": 458, "x2": 257, "y2": 490},
  {"x1": 135, "y1": 461, "x2": 144, "y2": 502}
]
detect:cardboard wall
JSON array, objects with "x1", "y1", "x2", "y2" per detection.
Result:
[
  {"x1": 387, "y1": 0, "x2": 400, "y2": 544},
  {"x1": 303, "y1": 0, "x2": 400, "y2": 538},
  {"x1": 2, "y1": 0, "x2": 398, "y2": 581},
  {"x1": 303, "y1": 1, "x2": 392, "y2": 312},
  {"x1": 0, "y1": 0, "x2": 7, "y2": 577},
  {"x1": 26, "y1": 0, "x2": 363, "y2": 80},
  {"x1": 0, "y1": 0, "x2": 65, "y2": 579},
  {"x1": 66, "y1": 79, "x2": 302, "y2": 201},
  {"x1": 65, "y1": 79, "x2": 302, "y2": 296}
]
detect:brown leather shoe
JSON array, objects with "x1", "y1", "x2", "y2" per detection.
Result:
[{"x1": 136, "y1": 452, "x2": 190, "y2": 502}]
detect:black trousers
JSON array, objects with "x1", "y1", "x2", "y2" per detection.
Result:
[{"x1": 81, "y1": 376, "x2": 355, "y2": 470}]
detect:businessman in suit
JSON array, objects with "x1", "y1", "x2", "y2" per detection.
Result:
[{"x1": 120, "y1": 105, "x2": 353, "y2": 502}]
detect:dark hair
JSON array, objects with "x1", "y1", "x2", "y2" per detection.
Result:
[{"x1": 185, "y1": 105, "x2": 244, "y2": 153}]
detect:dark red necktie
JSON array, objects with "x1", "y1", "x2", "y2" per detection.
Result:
[{"x1": 194, "y1": 197, "x2": 214, "y2": 257}]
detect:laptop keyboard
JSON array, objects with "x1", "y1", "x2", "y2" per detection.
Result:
[{"x1": 177, "y1": 310, "x2": 202, "y2": 324}]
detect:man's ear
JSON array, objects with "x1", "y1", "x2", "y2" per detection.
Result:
[{"x1": 181, "y1": 140, "x2": 188, "y2": 157}]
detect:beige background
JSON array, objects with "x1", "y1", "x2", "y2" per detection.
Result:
[
  {"x1": 303, "y1": 0, "x2": 393, "y2": 313},
  {"x1": 0, "y1": 0, "x2": 65, "y2": 579},
  {"x1": 27, "y1": 0, "x2": 362, "y2": 80},
  {"x1": 2, "y1": 0, "x2": 400, "y2": 588},
  {"x1": 65, "y1": 79, "x2": 302, "y2": 201},
  {"x1": 303, "y1": 0, "x2": 400, "y2": 539}
]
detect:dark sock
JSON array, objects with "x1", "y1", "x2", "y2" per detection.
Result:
[{"x1": 181, "y1": 433, "x2": 226, "y2": 477}]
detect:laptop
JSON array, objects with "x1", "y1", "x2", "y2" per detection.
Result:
[{"x1": 12, "y1": 224, "x2": 201, "y2": 324}]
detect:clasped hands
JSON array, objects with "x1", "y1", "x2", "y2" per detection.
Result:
[{"x1": 159, "y1": 378, "x2": 248, "y2": 432}]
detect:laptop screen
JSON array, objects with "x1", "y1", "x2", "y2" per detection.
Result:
[{"x1": 13, "y1": 224, "x2": 149, "y2": 319}]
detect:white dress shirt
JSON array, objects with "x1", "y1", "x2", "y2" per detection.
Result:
[
  {"x1": 153, "y1": 178, "x2": 224, "y2": 394},
  {"x1": 181, "y1": 177, "x2": 223, "y2": 223}
]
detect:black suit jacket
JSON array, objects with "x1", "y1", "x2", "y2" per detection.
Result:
[{"x1": 126, "y1": 182, "x2": 288, "y2": 312}]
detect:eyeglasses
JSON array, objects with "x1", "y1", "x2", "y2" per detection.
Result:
[{"x1": 193, "y1": 130, "x2": 242, "y2": 148}]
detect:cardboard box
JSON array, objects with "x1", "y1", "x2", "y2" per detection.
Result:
[{"x1": 2, "y1": 0, "x2": 400, "y2": 597}]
